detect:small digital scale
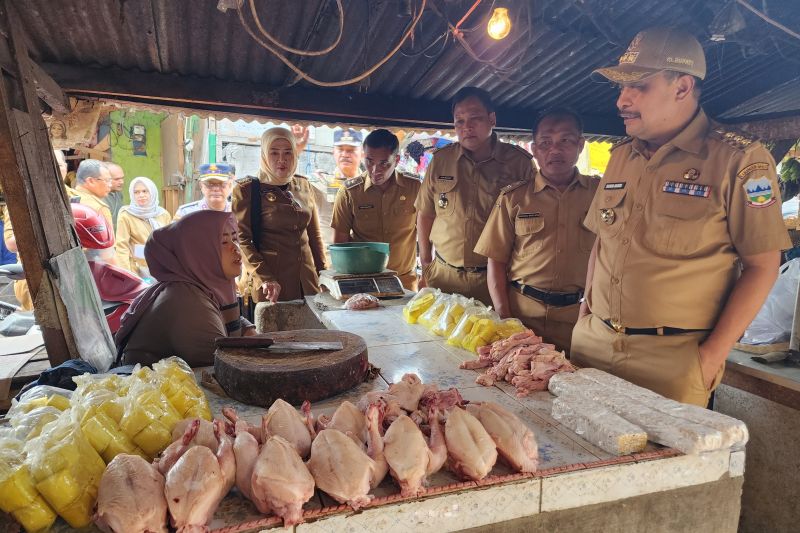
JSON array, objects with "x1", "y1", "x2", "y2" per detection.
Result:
[{"x1": 319, "y1": 269, "x2": 405, "y2": 300}]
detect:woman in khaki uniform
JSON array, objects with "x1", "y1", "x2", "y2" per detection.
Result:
[
  {"x1": 115, "y1": 177, "x2": 171, "y2": 277},
  {"x1": 233, "y1": 127, "x2": 326, "y2": 302}
]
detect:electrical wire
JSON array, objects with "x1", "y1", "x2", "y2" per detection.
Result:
[
  {"x1": 248, "y1": 0, "x2": 344, "y2": 56},
  {"x1": 236, "y1": 0, "x2": 427, "y2": 87},
  {"x1": 735, "y1": 0, "x2": 800, "y2": 40}
]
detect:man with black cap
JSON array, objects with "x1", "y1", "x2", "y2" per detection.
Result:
[
  {"x1": 572, "y1": 27, "x2": 791, "y2": 406},
  {"x1": 173, "y1": 163, "x2": 234, "y2": 221}
]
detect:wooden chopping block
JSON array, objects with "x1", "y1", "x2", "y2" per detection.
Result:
[{"x1": 214, "y1": 329, "x2": 368, "y2": 407}]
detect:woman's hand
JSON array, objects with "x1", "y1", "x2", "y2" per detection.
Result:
[
  {"x1": 243, "y1": 326, "x2": 258, "y2": 337},
  {"x1": 261, "y1": 281, "x2": 281, "y2": 303}
]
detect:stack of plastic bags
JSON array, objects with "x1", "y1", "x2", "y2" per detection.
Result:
[
  {"x1": 403, "y1": 289, "x2": 527, "y2": 352},
  {"x1": 152, "y1": 357, "x2": 212, "y2": 420},
  {"x1": 0, "y1": 438, "x2": 57, "y2": 532}
]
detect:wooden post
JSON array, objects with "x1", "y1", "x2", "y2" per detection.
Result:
[{"x1": 0, "y1": 1, "x2": 109, "y2": 367}]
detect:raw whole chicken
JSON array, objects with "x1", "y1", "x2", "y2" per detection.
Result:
[
  {"x1": 357, "y1": 390, "x2": 405, "y2": 426},
  {"x1": 156, "y1": 418, "x2": 219, "y2": 475},
  {"x1": 383, "y1": 408, "x2": 447, "y2": 497},
  {"x1": 231, "y1": 419, "x2": 260, "y2": 501},
  {"x1": 164, "y1": 420, "x2": 236, "y2": 532},
  {"x1": 223, "y1": 407, "x2": 263, "y2": 443},
  {"x1": 444, "y1": 407, "x2": 497, "y2": 480},
  {"x1": 466, "y1": 402, "x2": 538, "y2": 473},
  {"x1": 343, "y1": 293, "x2": 380, "y2": 310},
  {"x1": 315, "y1": 400, "x2": 367, "y2": 448},
  {"x1": 250, "y1": 436, "x2": 316, "y2": 526},
  {"x1": 172, "y1": 418, "x2": 218, "y2": 449},
  {"x1": 94, "y1": 454, "x2": 168, "y2": 533},
  {"x1": 307, "y1": 405, "x2": 387, "y2": 509},
  {"x1": 262, "y1": 399, "x2": 315, "y2": 458},
  {"x1": 387, "y1": 373, "x2": 426, "y2": 412}
]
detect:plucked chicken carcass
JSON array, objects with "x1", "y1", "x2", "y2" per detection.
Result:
[
  {"x1": 383, "y1": 408, "x2": 447, "y2": 497},
  {"x1": 386, "y1": 373, "x2": 426, "y2": 412},
  {"x1": 315, "y1": 400, "x2": 367, "y2": 448},
  {"x1": 172, "y1": 418, "x2": 218, "y2": 449},
  {"x1": 250, "y1": 436, "x2": 316, "y2": 526},
  {"x1": 466, "y1": 402, "x2": 538, "y2": 472},
  {"x1": 94, "y1": 454, "x2": 168, "y2": 533},
  {"x1": 164, "y1": 420, "x2": 235, "y2": 532},
  {"x1": 155, "y1": 418, "x2": 219, "y2": 475},
  {"x1": 356, "y1": 390, "x2": 405, "y2": 426},
  {"x1": 262, "y1": 399, "x2": 315, "y2": 458},
  {"x1": 444, "y1": 407, "x2": 497, "y2": 480},
  {"x1": 223, "y1": 407, "x2": 263, "y2": 443},
  {"x1": 307, "y1": 404, "x2": 387, "y2": 509},
  {"x1": 230, "y1": 418, "x2": 260, "y2": 502}
]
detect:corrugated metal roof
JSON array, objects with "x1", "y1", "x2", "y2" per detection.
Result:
[{"x1": 16, "y1": 0, "x2": 800, "y2": 133}]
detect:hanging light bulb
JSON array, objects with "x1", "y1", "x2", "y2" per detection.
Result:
[{"x1": 487, "y1": 7, "x2": 511, "y2": 40}]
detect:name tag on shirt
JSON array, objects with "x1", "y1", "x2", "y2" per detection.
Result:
[
  {"x1": 437, "y1": 175, "x2": 454, "y2": 181},
  {"x1": 358, "y1": 204, "x2": 374, "y2": 210},
  {"x1": 662, "y1": 180, "x2": 711, "y2": 198},
  {"x1": 604, "y1": 182, "x2": 626, "y2": 190},
  {"x1": 517, "y1": 212, "x2": 541, "y2": 219}
]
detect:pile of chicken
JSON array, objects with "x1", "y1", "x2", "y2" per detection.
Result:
[
  {"x1": 92, "y1": 373, "x2": 538, "y2": 532},
  {"x1": 460, "y1": 329, "x2": 576, "y2": 396}
]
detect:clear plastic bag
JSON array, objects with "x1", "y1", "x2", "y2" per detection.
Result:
[
  {"x1": 417, "y1": 292, "x2": 453, "y2": 329},
  {"x1": 23, "y1": 412, "x2": 106, "y2": 528},
  {"x1": 8, "y1": 385, "x2": 72, "y2": 422},
  {"x1": 741, "y1": 258, "x2": 800, "y2": 344},
  {"x1": 447, "y1": 305, "x2": 495, "y2": 347},
  {"x1": 152, "y1": 357, "x2": 212, "y2": 421},
  {"x1": 431, "y1": 294, "x2": 475, "y2": 337},
  {"x1": 402, "y1": 287, "x2": 440, "y2": 324},
  {"x1": 10, "y1": 406, "x2": 63, "y2": 441},
  {"x1": 71, "y1": 388, "x2": 145, "y2": 463},
  {"x1": 119, "y1": 378, "x2": 182, "y2": 459},
  {"x1": 0, "y1": 437, "x2": 58, "y2": 532}
]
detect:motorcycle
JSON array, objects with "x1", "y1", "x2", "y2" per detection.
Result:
[{"x1": 0, "y1": 203, "x2": 149, "y2": 336}]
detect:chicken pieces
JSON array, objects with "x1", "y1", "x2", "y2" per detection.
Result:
[
  {"x1": 444, "y1": 407, "x2": 497, "y2": 480},
  {"x1": 262, "y1": 398, "x2": 314, "y2": 459},
  {"x1": 164, "y1": 420, "x2": 235, "y2": 532},
  {"x1": 95, "y1": 454, "x2": 168, "y2": 533},
  {"x1": 307, "y1": 405, "x2": 387, "y2": 509},
  {"x1": 250, "y1": 436, "x2": 315, "y2": 526},
  {"x1": 383, "y1": 408, "x2": 447, "y2": 497},
  {"x1": 466, "y1": 402, "x2": 538, "y2": 473}
]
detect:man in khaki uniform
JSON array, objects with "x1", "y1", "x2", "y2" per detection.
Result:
[
  {"x1": 416, "y1": 87, "x2": 536, "y2": 305},
  {"x1": 475, "y1": 109, "x2": 598, "y2": 352},
  {"x1": 331, "y1": 129, "x2": 421, "y2": 290},
  {"x1": 74, "y1": 159, "x2": 115, "y2": 232},
  {"x1": 573, "y1": 27, "x2": 791, "y2": 406},
  {"x1": 105, "y1": 162, "x2": 125, "y2": 226}
]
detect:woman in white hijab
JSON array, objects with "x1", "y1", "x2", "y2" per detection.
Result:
[
  {"x1": 232, "y1": 126, "x2": 326, "y2": 302},
  {"x1": 115, "y1": 176, "x2": 171, "y2": 277}
]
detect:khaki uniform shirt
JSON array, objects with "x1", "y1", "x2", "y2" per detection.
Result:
[
  {"x1": 114, "y1": 208, "x2": 171, "y2": 275},
  {"x1": 586, "y1": 109, "x2": 792, "y2": 330},
  {"x1": 415, "y1": 134, "x2": 536, "y2": 268},
  {"x1": 233, "y1": 175, "x2": 326, "y2": 301},
  {"x1": 475, "y1": 170, "x2": 599, "y2": 292},
  {"x1": 331, "y1": 171, "x2": 421, "y2": 279},
  {"x1": 75, "y1": 186, "x2": 115, "y2": 233},
  {"x1": 173, "y1": 199, "x2": 232, "y2": 221}
]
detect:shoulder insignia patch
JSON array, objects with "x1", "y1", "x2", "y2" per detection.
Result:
[
  {"x1": 399, "y1": 171, "x2": 422, "y2": 183},
  {"x1": 344, "y1": 176, "x2": 364, "y2": 189},
  {"x1": 501, "y1": 180, "x2": 527, "y2": 195},
  {"x1": 505, "y1": 143, "x2": 534, "y2": 159},
  {"x1": 293, "y1": 173, "x2": 308, "y2": 181},
  {"x1": 236, "y1": 176, "x2": 254, "y2": 186},
  {"x1": 610, "y1": 137, "x2": 633, "y2": 152},
  {"x1": 713, "y1": 126, "x2": 759, "y2": 151},
  {"x1": 736, "y1": 162, "x2": 771, "y2": 180}
]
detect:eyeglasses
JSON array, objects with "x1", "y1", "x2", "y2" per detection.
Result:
[
  {"x1": 201, "y1": 181, "x2": 228, "y2": 189},
  {"x1": 90, "y1": 177, "x2": 112, "y2": 184}
]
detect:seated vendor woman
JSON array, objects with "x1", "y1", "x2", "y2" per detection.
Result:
[{"x1": 115, "y1": 210, "x2": 261, "y2": 367}]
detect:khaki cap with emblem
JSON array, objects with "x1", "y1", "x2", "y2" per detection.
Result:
[{"x1": 593, "y1": 27, "x2": 706, "y2": 83}]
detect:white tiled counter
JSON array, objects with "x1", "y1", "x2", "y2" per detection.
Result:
[{"x1": 200, "y1": 299, "x2": 742, "y2": 533}]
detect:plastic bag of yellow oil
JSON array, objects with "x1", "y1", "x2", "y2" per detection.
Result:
[
  {"x1": 73, "y1": 389, "x2": 146, "y2": 463},
  {"x1": 9, "y1": 406, "x2": 62, "y2": 441},
  {"x1": 417, "y1": 292, "x2": 452, "y2": 329},
  {"x1": 402, "y1": 287, "x2": 439, "y2": 324},
  {"x1": 119, "y1": 379, "x2": 182, "y2": 458},
  {"x1": 495, "y1": 318, "x2": 526, "y2": 340},
  {"x1": 448, "y1": 307, "x2": 497, "y2": 348},
  {"x1": 153, "y1": 357, "x2": 212, "y2": 420},
  {"x1": 24, "y1": 413, "x2": 105, "y2": 528},
  {"x1": 431, "y1": 295, "x2": 477, "y2": 337},
  {"x1": 462, "y1": 317, "x2": 502, "y2": 352},
  {"x1": 0, "y1": 438, "x2": 57, "y2": 532},
  {"x1": 7, "y1": 386, "x2": 72, "y2": 422}
]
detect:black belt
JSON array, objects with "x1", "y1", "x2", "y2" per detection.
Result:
[
  {"x1": 435, "y1": 252, "x2": 487, "y2": 273},
  {"x1": 511, "y1": 281, "x2": 582, "y2": 307},
  {"x1": 601, "y1": 318, "x2": 709, "y2": 336}
]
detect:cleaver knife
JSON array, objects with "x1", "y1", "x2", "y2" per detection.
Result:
[{"x1": 214, "y1": 336, "x2": 343, "y2": 351}]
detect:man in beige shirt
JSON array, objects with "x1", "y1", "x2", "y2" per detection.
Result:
[
  {"x1": 415, "y1": 87, "x2": 536, "y2": 305},
  {"x1": 573, "y1": 27, "x2": 791, "y2": 406},
  {"x1": 475, "y1": 109, "x2": 598, "y2": 352},
  {"x1": 331, "y1": 129, "x2": 421, "y2": 290},
  {"x1": 74, "y1": 159, "x2": 115, "y2": 233}
]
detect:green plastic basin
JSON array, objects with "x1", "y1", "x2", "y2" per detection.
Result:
[{"x1": 328, "y1": 242, "x2": 390, "y2": 274}]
